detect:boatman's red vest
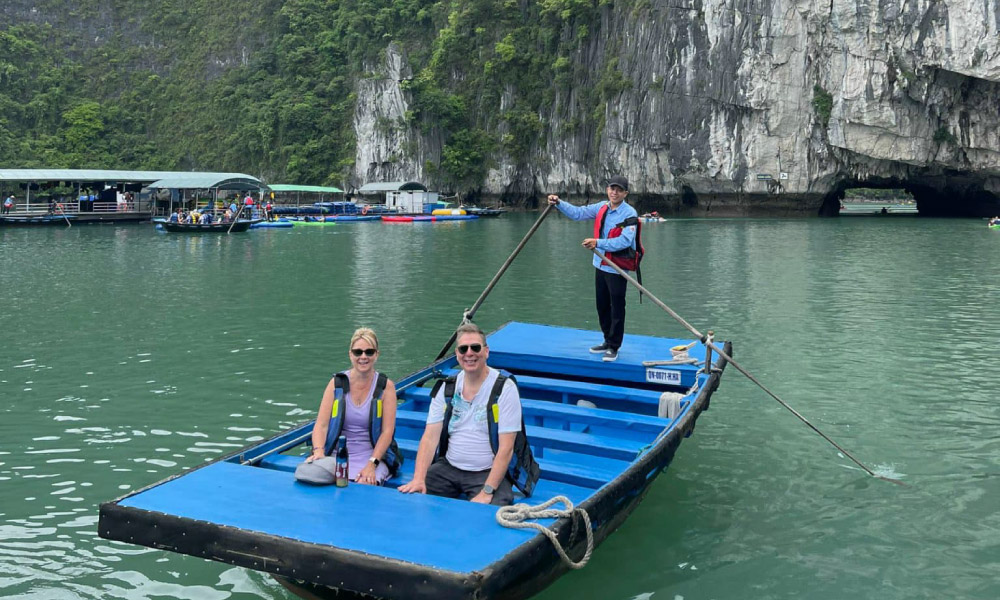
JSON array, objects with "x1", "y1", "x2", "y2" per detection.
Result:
[{"x1": 594, "y1": 203, "x2": 644, "y2": 272}]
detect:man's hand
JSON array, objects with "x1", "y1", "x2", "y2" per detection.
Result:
[
  {"x1": 546, "y1": 194, "x2": 560, "y2": 205},
  {"x1": 470, "y1": 491, "x2": 493, "y2": 504},
  {"x1": 398, "y1": 480, "x2": 426, "y2": 494},
  {"x1": 582, "y1": 238, "x2": 598, "y2": 249}
]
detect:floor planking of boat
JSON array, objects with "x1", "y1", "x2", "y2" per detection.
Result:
[
  {"x1": 0, "y1": 214, "x2": 77, "y2": 226},
  {"x1": 154, "y1": 219, "x2": 259, "y2": 233},
  {"x1": 98, "y1": 321, "x2": 730, "y2": 600}
]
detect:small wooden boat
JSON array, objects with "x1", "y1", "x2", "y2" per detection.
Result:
[
  {"x1": 0, "y1": 214, "x2": 77, "y2": 226},
  {"x1": 250, "y1": 219, "x2": 295, "y2": 229},
  {"x1": 462, "y1": 206, "x2": 506, "y2": 217},
  {"x1": 98, "y1": 322, "x2": 729, "y2": 600},
  {"x1": 155, "y1": 219, "x2": 258, "y2": 232}
]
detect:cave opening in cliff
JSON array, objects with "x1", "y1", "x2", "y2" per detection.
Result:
[{"x1": 823, "y1": 185, "x2": 917, "y2": 216}]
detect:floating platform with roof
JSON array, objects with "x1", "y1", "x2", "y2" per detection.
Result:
[{"x1": 98, "y1": 321, "x2": 730, "y2": 600}]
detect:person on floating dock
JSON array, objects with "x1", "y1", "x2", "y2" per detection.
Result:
[
  {"x1": 399, "y1": 323, "x2": 538, "y2": 505},
  {"x1": 547, "y1": 175, "x2": 640, "y2": 363},
  {"x1": 2, "y1": 195, "x2": 13, "y2": 215},
  {"x1": 299, "y1": 328, "x2": 400, "y2": 486}
]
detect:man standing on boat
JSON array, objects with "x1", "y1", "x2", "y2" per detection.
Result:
[
  {"x1": 399, "y1": 323, "x2": 538, "y2": 506},
  {"x1": 547, "y1": 175, "x2": 639, "y2": 362}
]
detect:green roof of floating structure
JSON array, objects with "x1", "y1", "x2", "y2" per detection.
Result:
[
  {"x1": 269, "y1": 184, "x2": 344, "y2": 193},
  {"x1": 0, "y1": 169, "x2": 260, "y2": 184},
  {"x1": 147, "y1": 175, "x2": 267, "y2": 191}
]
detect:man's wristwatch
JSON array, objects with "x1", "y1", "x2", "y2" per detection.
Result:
[
  {"x1": 369, "y1": 457, "x2": 380, "y2": 467},
  {"x1": 482, "y1": 484, "x2": 495, "y2": 495}
]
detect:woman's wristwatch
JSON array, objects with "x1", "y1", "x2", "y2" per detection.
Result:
[
  {"x1": 482, "y1": 484, "x2": 495, "y2": 495},
  {"x1": 369, "y1": 456, "x2": 380, "y2": 467}
]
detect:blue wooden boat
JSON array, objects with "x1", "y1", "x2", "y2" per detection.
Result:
[
  {"x1": 98, "y1": 322, "x2": 729, "y2": 600},
  {"x1": 0, "y1": 214, "x2": 77, "y2": 226},
  {"x1": 250, "y1": 219, "x2": 295, "y2": 228}
]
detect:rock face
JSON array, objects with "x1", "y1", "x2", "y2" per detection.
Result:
[{"x1": 354, "y1": 0, "x2": 1000, "y2": 216}]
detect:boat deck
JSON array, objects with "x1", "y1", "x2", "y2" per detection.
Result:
[{"x1": 101, "y1": 322, "x2": 727, "y2": 593}]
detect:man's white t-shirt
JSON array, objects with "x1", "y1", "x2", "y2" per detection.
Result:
[{"x1": 427, "y1": 367, "x2": 522, "y2": 472}]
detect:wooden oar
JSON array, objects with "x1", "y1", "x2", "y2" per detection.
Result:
[
  {"x1": 591, "y1": 248, "x2": 905, "y2": 486},
  {"x1": 434, "y1": 203, "x2": 556, "y2": 360},
  {"x1": 227, "y1": 203, "x2": 245, "y2": 234},
  {"x1": 57, "y1": 204, "x2": 72, "y2": 227}
]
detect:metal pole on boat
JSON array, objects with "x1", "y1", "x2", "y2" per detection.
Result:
[
  {"x1": 434, "y1": 203, "x2": 556, "y2": 360},
  {"x1": 590, "y1": 249, "x2": 905, "y2": 486},
  {"x1": 703, "y1": 331, "x2": 714, "y2": 376}
]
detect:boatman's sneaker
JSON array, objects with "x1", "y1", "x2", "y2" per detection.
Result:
[
  {"x1": 602, "y1": 348, "x2": 619, "y2": 362},
  {"x1": 589, "y1": 343, "x2": 610, "y2": 354}
]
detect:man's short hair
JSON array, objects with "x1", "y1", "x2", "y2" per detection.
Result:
[{"x1": 455, "y1": 322, "x2": 486, "y2": 344}]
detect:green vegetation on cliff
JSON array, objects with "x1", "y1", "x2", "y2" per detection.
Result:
[{"x1": 0, "y1": 0, "x2": 616, "y2": 188}]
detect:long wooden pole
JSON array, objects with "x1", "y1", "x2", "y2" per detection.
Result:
[
  {"x1": 227, "y1": 203, "x2": 245, "y2": 234},
  {"x1": 590, "y1": 249, "x2": 905, "y2": 486},
  {"x1": 434, "y1": 203, "x2": 556, "y2": 360}
]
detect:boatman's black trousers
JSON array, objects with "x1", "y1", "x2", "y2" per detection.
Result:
[{"x1": 595, "y1": 268, "x2": 627, "y2": 350}]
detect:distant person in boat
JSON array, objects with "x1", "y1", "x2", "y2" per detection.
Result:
[
  {"x1": 168, "y1": 209, "x2": 180, "y2": 223},
  {"x1": 298, "y1": 327, "x2": 401, "y2": 486},
  {"x1": 990, "y1": 216, "x2": 1000, "y2": 227},
  {"x1": 880, "y1": 206, "x2": 888, "y2": 215},
  {"x1": 2, "y1": 195, "x2": 13, "y2": 215},
  {"x1": 399, "y1": 323, "x2": 539, "y2": 505},
  {"x1": 547, "y1": 175, "x2": 640, "y2": 363}
]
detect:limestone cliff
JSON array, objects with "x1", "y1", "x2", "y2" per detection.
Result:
[{"x1": 354, "y1": 0, "x2": 1000, "y2": 215}]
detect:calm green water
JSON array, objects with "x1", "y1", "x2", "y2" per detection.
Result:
[{"x1": 2, "y1": 215, "x2": 1000, "y2": 600}]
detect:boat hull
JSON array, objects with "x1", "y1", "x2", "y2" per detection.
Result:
[
  {"x1": 157, "y1": 219, "x2": 257, "y2": 232},
  {"x1": 0, "y1": 215, "x2": 76, "y2": 226}
]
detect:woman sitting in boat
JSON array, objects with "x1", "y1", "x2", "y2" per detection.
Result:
[{"x1": 301, "y1": 327, "x2": 401, "y2": 485}]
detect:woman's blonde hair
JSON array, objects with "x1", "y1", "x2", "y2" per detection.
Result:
[{"x1": 350, "y1": 327, "x2": 379, "y2": 351}]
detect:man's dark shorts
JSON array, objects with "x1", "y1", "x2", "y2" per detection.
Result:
[{"x1": 425, "y1": 458, "x2": 514, "y2": 506}]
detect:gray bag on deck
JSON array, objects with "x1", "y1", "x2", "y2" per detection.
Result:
[{"x1": 294, "y1": 456, "x2": 337, "y2": 485}]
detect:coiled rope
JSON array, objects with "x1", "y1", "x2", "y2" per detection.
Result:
[{"x1": 496, "y1": 496, "x2": 594, "y2": 569}]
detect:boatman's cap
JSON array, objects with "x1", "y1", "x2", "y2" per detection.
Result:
[{"x1": 607, "y1": 175, "x2": 629, "y2": 191}]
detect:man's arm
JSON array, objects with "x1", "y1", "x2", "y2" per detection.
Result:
[
  {"x1": 596, "y1": 224, "x2": 637, "y2": 253},
  {"x1": 470, "y1": 432, "x2": 515, "y2": 504},
  {"x1": 547, "y1": 194, "x2": 602, "y2": 221},
  {"x1": 398, "y1": 421, "x2": 442, "y2": 494}
]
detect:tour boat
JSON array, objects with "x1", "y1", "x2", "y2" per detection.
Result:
[
  {"x1": 154, "y1": 219, "x2": 258, "y2": 232},
  {"x1": 98, "y1": 322, "x2": 730, "y2": 600}
]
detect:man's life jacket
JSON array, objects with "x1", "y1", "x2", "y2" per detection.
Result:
[
  {"x1": 430, "y1": 372, "x2": 541, "y2": 497},
  {"x1": 322, "y1": 372, "x2": 403, "y2": 476},
  {"x1": 595, "y1": 203, "x2": 645, "y2": 296}
]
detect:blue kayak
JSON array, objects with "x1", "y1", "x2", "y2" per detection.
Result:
[{"x1": 98, "y1": 321, "x2": 730, "y2": 600}]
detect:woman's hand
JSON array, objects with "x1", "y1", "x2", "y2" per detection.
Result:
[
  {"x1": 306, "y1": 448, "x2": 324, "y2": 463},
  {"x1": 357, "y1": 462, "x2": 378, "y2": 485}
]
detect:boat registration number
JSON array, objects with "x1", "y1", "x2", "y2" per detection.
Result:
[{"x1": 645, "y1": 368, "x2": 682, "y2": 385}]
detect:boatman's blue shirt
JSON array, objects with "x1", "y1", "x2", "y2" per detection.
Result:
[{"x1": 554, "y1": 200, "x2": 638, "y2": 273}]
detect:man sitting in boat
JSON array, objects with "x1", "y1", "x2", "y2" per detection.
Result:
[
  {"x1": 990, "y1": 216, "x2": 1000, "y2": 227},
  {"x1": 297, "y1": 327, "x2": 402, "y2": 485},
  {"x1": 167, "y1": 209, "x2": 180, "y2": 223},
  {"x1": 398, "y1": 323, "x2": 539, "y2": 505}
]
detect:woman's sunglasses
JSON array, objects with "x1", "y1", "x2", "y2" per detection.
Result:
[
  {"x1": 351, "y1": 348, "x2": 377, "y2": 357},
  {"x1": 457, "y1": 344, "x2": 483, "y2": 355}
]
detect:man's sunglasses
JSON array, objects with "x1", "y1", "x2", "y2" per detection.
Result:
[
  {"x1": 351, "y1": 348, "x2": 377, "y2": 357},
  {"x1": 457, "y1": 344, "x2": 483, "y2": 355}
]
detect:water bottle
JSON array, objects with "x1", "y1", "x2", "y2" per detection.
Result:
[{"x1": 335, "y1": 435, "x2": 349, "y2": 488}]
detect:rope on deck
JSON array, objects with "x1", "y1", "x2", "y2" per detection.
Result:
[{"x1": 496, "y1": 496, "x2": 594, "y2": 569}]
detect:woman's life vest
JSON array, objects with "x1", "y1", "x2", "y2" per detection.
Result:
[
  {"x1": 322, "y1": 372, "x2": 403, "y2": 476},
  {"x1": 430, "y1": 372, "x2": 541, "y2": 497},
  {"x1": 594, "y1": 203, "x2": 645, "y2": 297}
]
